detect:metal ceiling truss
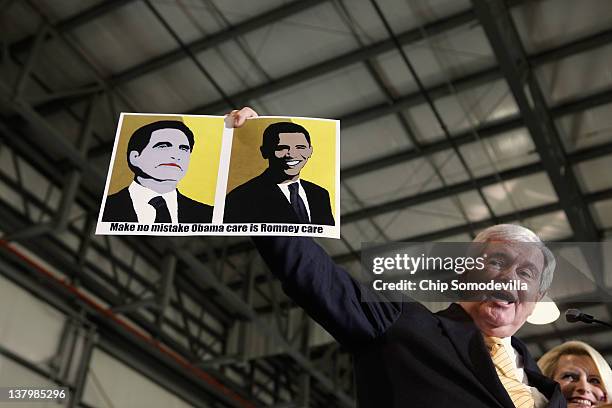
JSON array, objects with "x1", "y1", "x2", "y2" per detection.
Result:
[
  {"x1": 0, "y1": 131, "x2": 353, "y2": 406},
  {"x1": 471, "y1": 0, "x2": 598, "y2": 242},
  {"x1": 472, "y1": 0, "x2": 612, "y2": 317},
  {"x1": 178, "y1": 25, "x2": 612, "y2": 266},
  {"x1": 1, "y1": 11, "x2": 355, "y2": 406},
  {"x1": 1, "y1": 0, "x2": 611, "y2": 406},
  {"x1": 205, "y1": 85, "x2": 612, "y2": 264},
  {"x1": 18, "y1": 0, "x2": 329, "y2": 116}
]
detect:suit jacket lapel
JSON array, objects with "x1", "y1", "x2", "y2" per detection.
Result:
[
  {"x1": 176, "y1": 191, "x2": 185, "y2": 222},
  {"x1": 119, "y1": 188, "x2": 138, "y2": 222},
  {"x1": 301, "y1": 182, "x2": 315, "y2": 220},
  {"x1": 524, "y1": 368, "x2": 565, "y2": 407},
  {"x1": 512, "y1": 338, "x2": 564, "y2": 406},
  {"x1": 437, "y1": 304, "x2": 515, "y2": 408},
  {"x1": 301, "y1": 181, "x2": 322, "y2": 223}
]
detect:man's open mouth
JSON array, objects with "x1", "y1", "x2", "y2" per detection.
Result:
[
  {"x1": 487, "y1": 291, "x2": 516, "y2": 304},
  {"x1": 285, "y1": 160, "x2": 300, "y2": 167}
]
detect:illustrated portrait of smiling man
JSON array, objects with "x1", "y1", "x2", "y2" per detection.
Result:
[
  {"x1": 102, "y1": 120, "x2": 213, "y2": 223},
  {"x1": 223, "y1": 121, "x2": 334, "y2": 225}
]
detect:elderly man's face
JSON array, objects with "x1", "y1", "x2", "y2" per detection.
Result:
[
  {"x1": 130, "y1": 128, "x2": 191, "y2": 182},
  {"x1": 463, "y1": 242, "x2": 545, "y2": 337},
  {"x1": 268, "y1": 132, "x2": 313, "y2": 178}
]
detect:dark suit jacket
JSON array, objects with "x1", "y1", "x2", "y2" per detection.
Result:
[
  {"x1": 223, "y1": 171, "x2": 335, "y2": 225},
  {"x1": 102, "y1": 186, "x2": 213, "y2": 223},
  {"x1": 253, "y1": 236, "x2": 566, "y2": 408}
]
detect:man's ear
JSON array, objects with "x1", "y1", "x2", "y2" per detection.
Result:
[
  {"x1": 129, "y1": 150, "x2": 140, "y2": 167},
  {"x1": 260, "y1": 146, "x2": 268, "y2": 159}
]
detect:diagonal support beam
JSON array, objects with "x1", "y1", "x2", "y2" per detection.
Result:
[
  {"x1": 12, "y1": 24, "x2": 48, "y2": 99},
  {"x1": 334, "y1": 184, "x2": 612, "y2": 264},
  {"x1": 471, "y1": 0, "x2": 599, "y2": 241},
  {"x1": 83, "y1": 18, "x2": 612, "y2": 159},
  {"x1": 9, "y1": 0, "x2": 137, "y2": 57},
  {"x1": 0, "y1": 75, "x2": 355, "y2": 407},
  {"x1": 341, "y1": 86, "x2": 612, "y2": 180},
  {"x1": 189, "y1": 7, "x2": 476, "y2": 115},
  {"x1": 342, "y1": 163, "x2": 542, "y2": 224},
  {"x1": 205, "y1": 86, "x2": 612, "y2": 261},
  {"x1": 32, "y1": 0, "x2": 329, "y2": 115}
]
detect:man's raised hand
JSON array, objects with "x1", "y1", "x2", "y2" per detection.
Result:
[{"x1": 227, "y1": 107, "x2": 258, "y2": 128}]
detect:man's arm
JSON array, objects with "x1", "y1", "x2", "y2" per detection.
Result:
[
  {"x1": 253, "y1": 236, "x2": 401, "y2": 346},
  {"x1": 226, "y1": 108, "x2": 398, "y2": 344}
]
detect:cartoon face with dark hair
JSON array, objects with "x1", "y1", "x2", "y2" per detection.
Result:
[
  {"x1": 224, "y1": 121, "x2": 334, "y2": 225},
  {"x1": 129, "y1": 128, "x2": 191, "y2": 182},
  {"x1": 262, "y1": 132, "x2": 313, "y2": 179},
  {"x1": 102, "y1": 119, "x2": 213, "y2": 224}
]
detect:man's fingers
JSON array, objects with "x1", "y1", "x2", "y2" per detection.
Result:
[{"x1": 228, "y1": 107, "x2": 259, "y2": 128}]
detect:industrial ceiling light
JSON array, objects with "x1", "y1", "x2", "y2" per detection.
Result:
[{"x1": 527, "y1": 295, "x2": 560, "y2": 325}]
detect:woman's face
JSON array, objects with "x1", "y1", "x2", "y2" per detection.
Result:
[{"x1": 553, "y1": 354, "x2": 607, "y2": 407}]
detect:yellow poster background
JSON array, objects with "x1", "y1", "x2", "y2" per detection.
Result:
[
  {"x1": 108, "y1": 114, "x2": 224, "y2": 205},
  {"x1": 227, "y1": 118, "x2": 337, "y2": 217}
]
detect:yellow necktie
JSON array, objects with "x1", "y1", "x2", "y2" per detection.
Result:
[{"x1": 484, "y1": 336, "x2": 535, "y2": 408}]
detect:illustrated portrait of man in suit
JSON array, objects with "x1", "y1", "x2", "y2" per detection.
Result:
[
  {"x1": 102, "y1": 120, "x2": 213, "y2": 223},
  {"x1": 223, "y1": 122, "x2": 334, "y2": 225}
]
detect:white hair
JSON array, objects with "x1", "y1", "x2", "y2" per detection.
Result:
[{"x1": 472, "y1": 224, "x2": 556, "y2": 293}]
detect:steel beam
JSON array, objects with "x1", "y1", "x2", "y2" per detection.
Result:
[
  {"x1": 343, "y1": 162, "x2": 542, "y2": 224},
  {"x1": 189, "y1": 8, "x2": 477, "y2": 115},
  {"x1": 190, "y1": 14, "x2": 612, "y2": 117},
  {"x1": 1, "y1": 81, "x2": 355, "y2": 408},
  {"x1": 0, "y1": 221, "x2": 256, "y2": 407},
  {"x1": 32, "y1": 0, "x2": 329, "y2": 115},
  {"x1": 158, "y1": 253, "x2": 177, "y2": 317},
  {"x1": 0, "y1": 250, "x2": 249, "y2": 407},
  {"x1": 342, "y1": 86, "x2": 612, "y2": 179},
  {"x1": 172, "y1": 246, "x2": 355, "y2": 407},
  {"x1": 9, "y1": 0, "x2": 136, "y2": 57},
  {"x1": 472, "y1": 0, "x2": 599, "y2": 241},
  {"x1": 210, "y1": 87, "x2": 612, "y2": 261},
  {"x1": 0, "y1": 166, "x2": 231, "y2": 346},
  {"x1": 12, "y1": 24, "x2": 47, "y2": 99},
  {"x1": 85, "y1": 22, "x2": 612, "y2": 160},
  {"x1": 68, "y1": 327, "x2": 96, "y2": 408},
  {"x1": 341, "y1": 25, "x2": 612, "y2": 129},
  {"x1": 334, "y1": 185, "x2": 612, "y2": 264}
]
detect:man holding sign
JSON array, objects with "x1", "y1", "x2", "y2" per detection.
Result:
[{"x1": 227, "y1": 107, "x2": 565, "y2": 408}]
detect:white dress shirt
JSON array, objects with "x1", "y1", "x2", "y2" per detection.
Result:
[
  {"x1": 128, "y1": 181, "x2": 178, "y2": 223},
  {"x1": 277, "y1": 180, "x2": 311, "y2": 222},
  {"x1": 498, "y1": 336, "x2": 549, "y2": 408}
]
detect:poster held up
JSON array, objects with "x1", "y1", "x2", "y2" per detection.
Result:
[{"x1": 95, "y1": 113, "x2": 340, "y2": 238}]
